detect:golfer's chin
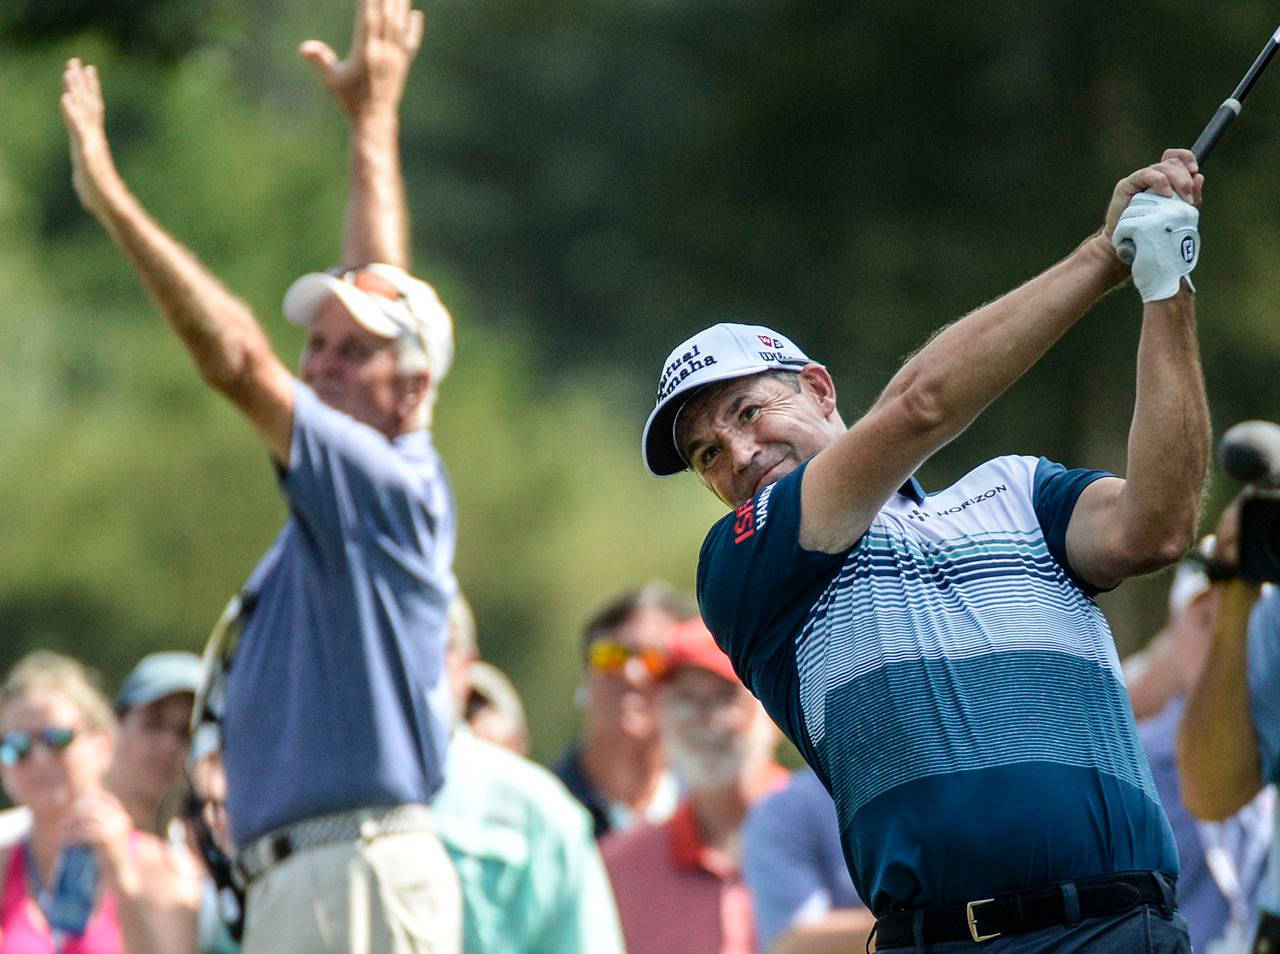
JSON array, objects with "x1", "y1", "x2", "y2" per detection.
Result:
[
  {"x1": 726, "y1": 459, "x2": 796, "y2": 506},
  {"x1": 754, "y1": 458, "x2": 800, "y2": 496}
]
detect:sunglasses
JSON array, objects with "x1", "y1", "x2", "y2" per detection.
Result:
[
  {"x1": 587, "y1": 640, "x2": 668, "y2": 678},
  {"x1": 0, "y1": 727, "x2": 77, "y2": 766},
  {"x1": 327, "y1": 267, "x2": 424, "y2": 344}
]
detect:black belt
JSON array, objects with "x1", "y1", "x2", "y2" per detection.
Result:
[{"x1": 874, "y1": 870, "x2": 1177, "y2": 948}]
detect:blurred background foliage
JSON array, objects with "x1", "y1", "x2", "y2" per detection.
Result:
[{"x1": 1, "y1": 0, "x2": 1279, "y2": 764}]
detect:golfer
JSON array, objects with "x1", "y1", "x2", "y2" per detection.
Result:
[{"x1": 642, "y1": 151, "x2": 1209, "y2": 952}]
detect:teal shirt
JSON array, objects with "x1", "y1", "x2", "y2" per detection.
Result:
[{"x1": 433, "y1": 729, "x2": 625, "y2": 954}]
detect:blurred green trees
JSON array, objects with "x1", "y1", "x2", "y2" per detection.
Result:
[{"x1": 2, "y1": 0, "x2": 1279, "y2": 762}]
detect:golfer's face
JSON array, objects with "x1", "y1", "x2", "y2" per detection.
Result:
[
  {"x1": 300, "y1": 300, "x2": 404, "y2": 434},
  {"x1": 677, "y1": 371, "x2": 834, "y2": 508}
]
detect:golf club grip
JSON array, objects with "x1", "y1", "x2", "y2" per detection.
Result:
[
  {"x1": 1191, "y1": 98, "x2": 1241, "y2": 164},
  {"x1": 1116, "y1": 97, "x2": 1242, "y2": 264}
]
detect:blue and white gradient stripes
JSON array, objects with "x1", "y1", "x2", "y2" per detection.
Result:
[{"x1": 796, "y1": 458, "x2": 1157, "y2": 820}]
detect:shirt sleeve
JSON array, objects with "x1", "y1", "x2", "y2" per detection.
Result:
[
  {"x1": 696, "y1": 463, "x2": 848, "y2": 752},
  {"x1": 1032, "y1": 456, "x2": 1113, "y2": 594},
  {"x1": 1247, "y1": 588, "x2": 1280, "y2": 782},
  {"x1": 281, "y1": 381, "x2": 442, "y2": 568}
]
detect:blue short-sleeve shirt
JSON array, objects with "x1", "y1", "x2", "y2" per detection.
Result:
[
  {"x1": 223, "y1": 382, "x2": 456, "y2": 846},
  {"x1": 697, "y1": 455, "x2": 1176, "y2": 915},
  {"x1": 742, "y1": 768, "x2": 863, "y2": 949}
]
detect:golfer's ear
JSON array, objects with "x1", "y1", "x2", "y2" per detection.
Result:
[{"x1": 799, "y1": 364, "x2": 837, "y2": 414}]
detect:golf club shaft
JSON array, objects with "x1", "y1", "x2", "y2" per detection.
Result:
[{"x1": 1116, "y1": 25, "x2": 1280, "y2": 265}]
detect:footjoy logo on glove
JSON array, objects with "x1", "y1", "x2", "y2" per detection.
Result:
[{"x1": 1181, "y1": 236, "x2": 1196, "y2": 263}]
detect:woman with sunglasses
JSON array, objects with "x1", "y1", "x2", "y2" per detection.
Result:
[{"x1": 0, "y1": 651, "x2": 198, "y2": 954}]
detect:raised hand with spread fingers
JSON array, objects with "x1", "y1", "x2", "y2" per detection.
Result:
[
  {"x1": 301, "y1": 0, "x2": 426, "y2": 268},
  {"x1": 300, "y1": 0, "x2": 425, "y2": 122}
]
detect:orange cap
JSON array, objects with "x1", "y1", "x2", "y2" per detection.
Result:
[{"x1": 663, "y1": 618, "x2": 740, "y2": 685}]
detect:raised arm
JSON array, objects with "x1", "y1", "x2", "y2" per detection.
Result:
[
  {"x1": 1059, "y1": 151, "x2": 1209, "y2": 587},
  {"x1": 1178, "y1": 501, "x2": 1268, "y2": 820},
  {"x1": 1060, "y1": 289, "x2": 1207, "y2": 587},
  {"x1": 300, "y1": 0, "x2": 424, "y2": 269},
  {"x1": 61, "y1": 59, "x2": 295, "y2": 463},
  {"x1": 799, "y1": 152, "x2": 1199, "y2": 553}
]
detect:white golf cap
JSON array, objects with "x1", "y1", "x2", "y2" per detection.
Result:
[
  {"x1": 116, "y1": 651, "x2": 202, "y2": 711},
  {"x1": 282, "y1": 263, "x2": 455, "y2": 387},
  {"x1": 642, "y1": 323, "x2": 813, "y2": 477}
]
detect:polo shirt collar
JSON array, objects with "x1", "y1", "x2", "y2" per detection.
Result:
[
  {"x1": 669, "y1": 800, "x2": 739, "y2": 879},
  {"x1": 899, "y1": 476, "x2": 925, "y2": 504},
  {"x1": 667, "y1": 766, "x2": 791, "y2": 878}
]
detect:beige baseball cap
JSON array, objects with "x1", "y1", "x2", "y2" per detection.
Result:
[{"x1": 283, "y1": 263, "x2": 454, "y2": 387}]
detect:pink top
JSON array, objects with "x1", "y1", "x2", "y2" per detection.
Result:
[
  {"x1": 601, "y1": 799, "x2": 759, "y2": 954},
  {"x1": 0, "y1": 843, "x2": 123, "y2": 954}
]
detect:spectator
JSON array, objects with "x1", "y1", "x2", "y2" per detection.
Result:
[
  {"x1": 59, "y1": 0, "x2": 464, "y2": 950},
  {"x1": 741, "y1": 769, "x2": 872, "y2": 954},
  {"x1": 553, "y1": 583, "x2": 695, "y2": 838},
  {"x1": 105, "y1": 651, "x2": 201, "y2": 836},
  {"x1": 0, "y1": 651, "x2": 201, "y2": 851},
  {"x1": 0, "y1": 650, "x2": 199, "y2": 954},
  {"x1": 463, "y1": 659, "x2": 530, "y2": 757},
  {"x1": 1127, "y1": 557, "x2": 1272, "y2": 953},
  {"x1": 445, "y1": 593, "x2": 529, "y2": 755},
  {"x1": 185, "y1": 742, "x2": 241, "y2": 954},
  {"x1": 109, "y1": 651, "x2": 238, "y2": 954},
  {"x1": 602, "y1": 618, "x2": 787, "y2": 954},
  {"x1": 433, "y1": 595, "x2": 626, "y2": 954}
]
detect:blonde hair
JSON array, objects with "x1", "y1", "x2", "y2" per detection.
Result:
[{"x1": 0, "y1": 651, "x2": 117, "y2": 735}]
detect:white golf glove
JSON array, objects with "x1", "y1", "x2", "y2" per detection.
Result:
[{"x1": 1112, "y1": 189, "x2": 1199, "y2": 302}]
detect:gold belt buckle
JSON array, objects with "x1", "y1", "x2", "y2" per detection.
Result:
[{"x1": 966, "y1": 898, "x2": 1001, "y2": 943}]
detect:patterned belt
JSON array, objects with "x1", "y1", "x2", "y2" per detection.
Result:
[{"x1": 235, "y1": 803, "x2": 435, "y2": 884}]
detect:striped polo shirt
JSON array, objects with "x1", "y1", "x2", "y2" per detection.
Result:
[{"x1": 697, "y1": 455, "x2": 1176, "y2": 916}]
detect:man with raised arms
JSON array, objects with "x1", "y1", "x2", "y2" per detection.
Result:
[{"x1": 60, "y1": 1, "x2": 462, "y2": 950}]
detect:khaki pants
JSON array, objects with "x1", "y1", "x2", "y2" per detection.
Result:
[{"x1": 242, "y1": 828, "x2": 461, "y2": 954}]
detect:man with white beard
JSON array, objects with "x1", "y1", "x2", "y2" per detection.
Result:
[{"x1": 601, "y1": 618, "x2": 787, "y2": 954}]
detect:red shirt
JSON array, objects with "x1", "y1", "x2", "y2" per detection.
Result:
[{"x1": 602, "y1": 795, "x2": 773, "y2": 954}]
